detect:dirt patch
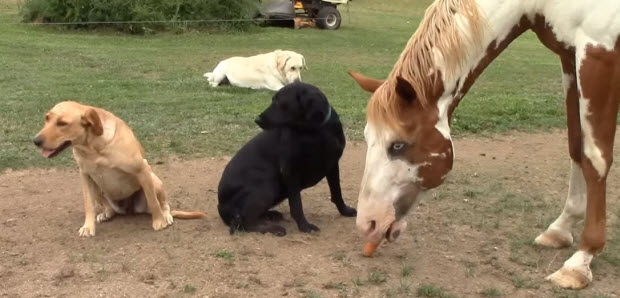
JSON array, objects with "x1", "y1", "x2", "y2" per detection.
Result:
[{"x1": 1, "y1": 131, "x2": 619, "y2": 297}]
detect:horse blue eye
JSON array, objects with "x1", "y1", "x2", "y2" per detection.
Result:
[{"x1": 388, "y1": 142, "x2": 407, "y2": 156}]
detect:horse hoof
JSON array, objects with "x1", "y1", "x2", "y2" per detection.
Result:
[
  {"x1": 546, "y1": 264, "x2": 591, "y2": 289},
  {"x1": 534, "y1": 229, "x2": 572, "y2": 249}
]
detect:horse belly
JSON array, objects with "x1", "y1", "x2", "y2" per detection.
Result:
[{"x1": 541, "y1": 1, "x2": 620, "y2": 49}]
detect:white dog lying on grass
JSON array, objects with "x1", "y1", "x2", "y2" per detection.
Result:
[{"x1": 203, "y1": 50, "x2": 306, "y2": 91}]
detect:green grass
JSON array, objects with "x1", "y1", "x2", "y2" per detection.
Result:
[
  {"x1": 300, "y1": 289, "x2": 322, "y2": 298},
  {"x1": 367, "y1": 269, "x2": 387, "y2": 285},
  {"x1": 382, "y1": 288, "x2": 396, "y2": 297},
  {"x1": 512, "y1": 275, "x2": 540, "y2": 290},
  {"x1": 481, "y1": 287, "x2": 503, "y2": 297},
  {"x1": 351, "y1": 277, "x2": 364, "y2": 287},
  {"x1": 398, "y1": 279, "x2": 411, "y2": 295},
  {"x1": 331, "y1": 250, "x2": 351, "y2": 267},
  {"x1": 213, "y1": 249, "x2": 235, "y2": 261},
  {"x1": 182, "y1": 284, "x2": 197, "y2": 294},
  {"x1": 463, "y1": 260, "x2": 477, "y2": 278},
  {"x1": 552, "y1": 287, "x2": 581, "y2": 298},
  {"x1": 401, "y1": 264, "x2": 413, "y2": 277},
  {"x1": 416, "y1": 284, "x2": 456, "y2": 298},
  {"x1": 0, "y1": 0, "x2": 565, "y2": 170}
]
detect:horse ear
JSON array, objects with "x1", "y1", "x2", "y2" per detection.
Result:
[
  {"x1": 395, "y1": 76, "x2": 416, "y2": 103},
  {"x1": 348, "y1": 71, "x2": 384, "y2": 93}
]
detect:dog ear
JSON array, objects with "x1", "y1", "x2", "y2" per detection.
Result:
[
  {"x1": 276, "y1": 51, "x2": 291, "y2": 73},
  {"x1": 81, "y1": 108, "x2": 103, "y2": 136},
  {"x1": 348, "y1": 71, "x2": 385, "y2": 93},
  {"x1": 299, "y1": 89, "x2": 328, "y2": 125},
  {"x1": 301, "y1": 55, "x2": 308, "y2": 70}
]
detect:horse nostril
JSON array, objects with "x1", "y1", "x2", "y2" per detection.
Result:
[
  {"x1": 368, "y1": 220, "x2": 377, "y2": 233},
  {"x1": 33, "y1": 136, "x2": 43, "y2": 147},
  {"x1": 391, "y1": 230, "x2": 400, "y2": 240}
]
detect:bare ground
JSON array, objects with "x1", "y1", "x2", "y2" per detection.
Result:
[{"x1": 1, "y1": 131, "x2": 619, "y2": 298}]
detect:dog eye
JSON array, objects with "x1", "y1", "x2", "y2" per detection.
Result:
[
  {"x1": 56, "y1": 120, "x2": 68, "y2": 127},
  {"x1": 290, "y1": 67, "x2": 295, "y2": 70},
  {"x1": 388, "y1": 142, "x2": 408, "y2": 156}
]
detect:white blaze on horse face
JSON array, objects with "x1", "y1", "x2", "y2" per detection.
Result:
[
  {"x1": 435, "y1": 94, "x2": 453, "y2": 140},
  {"x1": 356, "y1": 123, "x2": 423, "y2": 243},
  {"x1": 435, "y1": 94, "x2": 456, "y2": 162}
]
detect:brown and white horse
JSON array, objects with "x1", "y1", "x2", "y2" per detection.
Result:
[{"x1": 350, "y1": 0, "x2": 620, "y2": 289}]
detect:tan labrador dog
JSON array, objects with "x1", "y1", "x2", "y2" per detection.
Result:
[{"x1": 33, "y1": 101, "x2": 205, "y2": 237}]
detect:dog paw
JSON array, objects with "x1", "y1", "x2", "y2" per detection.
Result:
[
  {"x1": 339, "y1": 206, "x2": 357, "y2": 217},
  {"x1": 267, "y1": 225, "x2": 287, "y2": 237},
  {"x1": 96, "y1": 210, "x2": 115, "y2": 223},
  {"x1": 163, "y1": 211, "x2": 174, "y2": 225},
  {"x1": 263, "y1": 210, "x2": 284, "y2": 222},
  {"x1": 298, "y1": 222, "x2": 320, "y2": 233},
  {"x1": 152, "y1": 216, "x2": 172, "y2": 231},
  {"x1": 78, "y1": 225, "x2": 95, "y2": 237}
]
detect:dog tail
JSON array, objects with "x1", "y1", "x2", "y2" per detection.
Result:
[{"x1": 171, "y1": 210, "x2": 206, "y2": 219}]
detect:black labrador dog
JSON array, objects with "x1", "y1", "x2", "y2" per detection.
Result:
[{"x1": 217, "y1": 82, "x2": 356, "y2": 236}]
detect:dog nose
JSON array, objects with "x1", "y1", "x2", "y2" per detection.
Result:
[
  {"x1": 254, "y1": 115, "x2": 263, "y2": 125},
  {"x1": 33, "y1": 136, "x2": 44, "y2": 147}
]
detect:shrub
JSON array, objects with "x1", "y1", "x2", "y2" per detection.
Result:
[{"x1": 20, "y1": 0, "x2": 259, "y2": 33}]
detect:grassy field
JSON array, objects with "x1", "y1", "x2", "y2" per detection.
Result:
[{"x1": 0, "y1": 0, "x2": 564, "y2": 170}]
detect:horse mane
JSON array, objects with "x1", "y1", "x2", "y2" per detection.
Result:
[{"x1": 368, "y1": 0, "x2": 486, "y2": 131}]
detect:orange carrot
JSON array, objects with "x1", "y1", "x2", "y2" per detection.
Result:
[{"x1": 362, "y1": 242, "x2": 380, "y2": 257}]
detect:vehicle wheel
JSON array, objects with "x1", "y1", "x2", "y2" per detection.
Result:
[{"x1": 316, "y1": 6, "x2": 341, "y2": 30}]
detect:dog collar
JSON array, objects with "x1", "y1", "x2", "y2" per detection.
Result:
[{"x1": 320, "y1": 106, "x2": 332, "y2": 126}]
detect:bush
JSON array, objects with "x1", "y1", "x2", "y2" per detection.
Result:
[{"x1": 20, "y1": 0, "x2": 259, "y2": 33}]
